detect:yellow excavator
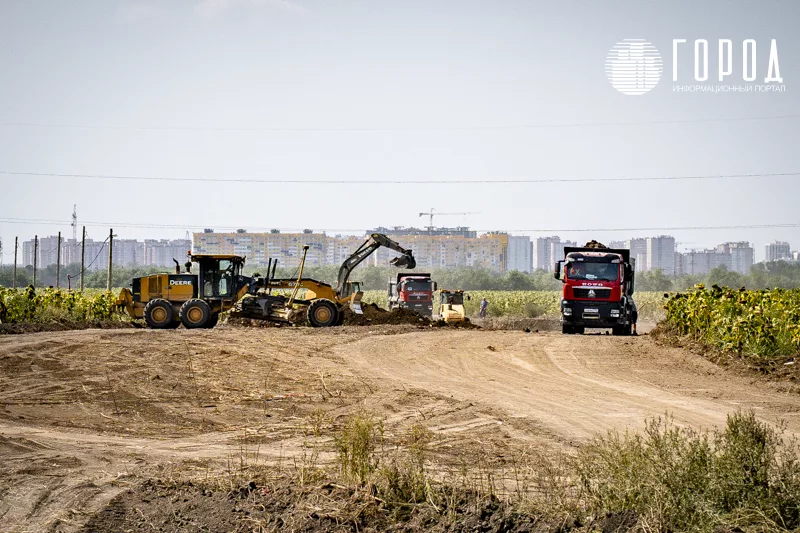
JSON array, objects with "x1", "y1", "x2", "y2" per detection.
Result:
[
  {"x1": 435, "y1": 290, "x2": 469, "y2": 323},
  {"x1": 116, "y1": 233, "x2": 416, "y2": 329}
]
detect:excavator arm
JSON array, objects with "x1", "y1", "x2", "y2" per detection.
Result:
[{"x1": 337, "y1": 233, "x2": 416, "y2": 298}]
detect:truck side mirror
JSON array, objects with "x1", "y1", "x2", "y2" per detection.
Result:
[
  {"x1": 433, "y1": 282, "x2": 438, "y2": 291},
  {"x1": 554, "y1": 260, "x2": 564, "y2": 280},
  {"x1": 467, "y1": 295, "x2": 471, "y2": 301}
]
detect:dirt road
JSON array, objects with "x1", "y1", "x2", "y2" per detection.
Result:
[{"x1": 1, "y1": 326, "x2": 799, "y2": 532}]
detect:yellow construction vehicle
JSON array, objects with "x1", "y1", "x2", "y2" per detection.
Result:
[
  {"x1": 116, "y1": 254, "x2": 246, "y2": 329},
  {"x1": 116, "y1": 233, "x2": 415, "y2": 329},
  {"x1": 435, "y1": 289, "x2": 469, "y2": 323}
]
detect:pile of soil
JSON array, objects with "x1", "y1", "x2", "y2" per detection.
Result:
[
  {"x1": 342, "y1": 303, "x2": 431, "y2": 326},
  {"x1": 431, "y1": 317, "x2": 480, "y2": 329},
  {"x1": 80, "y1": 478, "x2": 571, "y2": 533}
]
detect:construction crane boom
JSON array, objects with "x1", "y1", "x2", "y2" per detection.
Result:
[{"x1": 419, "y1": 208, "x2": 479, "y2": 229}]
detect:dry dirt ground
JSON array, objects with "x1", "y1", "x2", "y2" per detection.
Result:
[{"x1": 2, "y1": 324, "x2": 800, "y2": 532}]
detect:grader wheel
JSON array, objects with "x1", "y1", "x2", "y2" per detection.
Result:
[
  {"x1": 307, "y1": 299, "x2": 338, "y2": 328},
  {"x1": 144, "y1": 299, "x2": 175, "y2": 329},
  {"x1": 179, "y1": 299, "x2": 212, "y2": 329}
]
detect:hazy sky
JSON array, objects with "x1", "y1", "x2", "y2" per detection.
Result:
[{"x1": 1, "y1": 0, "x2": 798, "y2": 262}]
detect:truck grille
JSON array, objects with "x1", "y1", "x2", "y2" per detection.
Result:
[{"x1": 573, "y1": 288, "x2": 611, "y2": 299}]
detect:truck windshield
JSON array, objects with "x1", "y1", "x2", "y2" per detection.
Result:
[
  {"x1": 404, "y1": 281, "x2": 433, "y2": 291},
  {"x1": 566, "y1": 262, "x2": 618, "y2": 281}
]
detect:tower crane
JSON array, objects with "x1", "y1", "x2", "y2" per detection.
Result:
[{"x1": 419, "y1": 208, "x2": 479, "y2": 230}]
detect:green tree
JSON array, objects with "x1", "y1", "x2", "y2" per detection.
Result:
[{"x1": 637, "y1": 269, "x2": 673, "y2": 292}]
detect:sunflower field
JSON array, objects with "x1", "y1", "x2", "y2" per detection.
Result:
[
  {"x1": 0, "y1": 287, "x2": 123, "y2": 324},
  {"x1": 664, "y1": 285, "x2": 800, "y2": 366},
  {"x1": 362, "y1": 290, "x2": 667, "y2": 320}
]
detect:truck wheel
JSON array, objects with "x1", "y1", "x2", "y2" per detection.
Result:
[
  {"x1": 562, "y1": 324, "x2": 573, "y2": 334},
  {"x1": 308, "y1": 299, "x2": 338, "y2": 328},
  {"x1": 180, "y1": 299, "x2": 212, "y2": 329},
  {"x1": 144, "y1": 298, "x2": 175, "y2": 329},
  {"x1": 612, "y1": 325, "x2": 624, "y2": 336}
]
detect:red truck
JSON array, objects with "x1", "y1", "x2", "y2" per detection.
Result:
[
  {"x1": 388, "y1": 273, "x2": 436, "y2": 317},
  {"x1": 553, "y1": 243, "x2": 637, "y2": 335}
]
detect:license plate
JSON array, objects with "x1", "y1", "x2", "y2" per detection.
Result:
[{"x1": 584, "y1": 308, "x2": 599, "y2": 313}]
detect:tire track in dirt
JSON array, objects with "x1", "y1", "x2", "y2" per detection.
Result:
[{"x1": 338, "y1": 330, "x2": 800, "y2": 442}]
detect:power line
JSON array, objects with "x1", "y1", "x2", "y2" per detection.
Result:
[
  {"x1": 1, "y1": 217, "x2": 798, "y2": 233},
  {"x1": 0, "y1": 114, "x2": 798, "y2": 132},
  {"x1": 0, "y1": 170, "x2": 796, "y2": 185}
]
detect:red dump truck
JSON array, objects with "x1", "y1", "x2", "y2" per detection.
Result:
[
  {"x1": 553, "y1": 242, "x2": 637, "y2": 335},
  {"x1": 388, "y1": 273, "x2": 436, "y2": 317}
]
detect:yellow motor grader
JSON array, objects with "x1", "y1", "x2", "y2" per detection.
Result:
[{"x1": 116, "y1": 233, "x2": 415, "y2": 329}]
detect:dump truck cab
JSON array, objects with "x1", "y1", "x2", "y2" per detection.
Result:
[{"x1": 554, "y1": 244, "x2": 636, "y2": 335}]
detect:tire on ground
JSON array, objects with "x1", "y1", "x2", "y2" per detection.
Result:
[
  {"x1": 205, "y1": 312, "x2": 220, "y2": 329},
  {"x1": 335, "y1": 306, "x2": 345, "y2": 326},
  {"x1": 144, "y1": 298, "x2": 176, "y2": 329},
  {"x1": 179, "y1": 299, "x2": 213, "y2": 329},
  {"x1": 307, "y1": 299, "x2": 338, "y2": 328},
  {"x1": 562, "y1": 324, "x2": 573, "y2": 335}
]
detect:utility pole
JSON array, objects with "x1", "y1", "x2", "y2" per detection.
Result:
[
  {"x1": 56, "y1": 231, "x2": 62, "y2": 289},
  {"x1": 107, "y1": 228, "x2": 113, "y2": 292},
  {"x1": 12, "y1": 237, "x2": 18, "y2": 289},
  {"x1": 33, "y1": 235, "x2": 38, "y2": 288},
  {"x1": 80, "y1": 226, "x2": 86, "y2": 291}
]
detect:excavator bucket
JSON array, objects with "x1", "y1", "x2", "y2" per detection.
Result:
[{"x1": 390, "y1": 251, "x2": 416, "y2": 270}]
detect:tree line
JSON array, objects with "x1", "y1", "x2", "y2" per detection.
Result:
[{"x1": 3, "y1": 261, "x2": 800, "y2": 292}]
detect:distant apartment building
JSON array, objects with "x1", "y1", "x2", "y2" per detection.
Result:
[
  {"x1": 20, "y1": 235, "x2": 187, "y2": 272},
  {"x1": 765, "y1": 241, "x2": 792, "y2": 262},
  {"x1": 22, "y1": 235, "x2": 61, "y2": 268},
  {"x1": 608, "y1": 240, "x2": 625, "y2": 249},
  {"x1": 625, "y1": 238, "x2": 648, "y2": 272},
  {"x1": 193, "y1": 229, "x2": 510, "y2": 272},
  {"x1": 681, "y1": 250, "x2": 732, "y2": 276},
  {"x1": 192, "y1": 231, "x2": 328, "y2": 269},
  {"x1": 715, "y1": 242, "x2": 754, "y2": 274},
  {"x1": 533, "y1": 236, "x2": 561, "y2": 270},
  {"x1": 370, "y1": 231, "x2": 509, "y2": 272},
  {"x1": 646, "y1": 235, "x2": 676, "y2": 275},
  {"x1": 143, "y1": 239, "x2": 193, "y2": 267},
  {"x1": 550, "y1": 240, "x2": 577, "y2": 268},
  {"x1": 506, "y1": 235, "x2": 532, "y2": 273}
]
